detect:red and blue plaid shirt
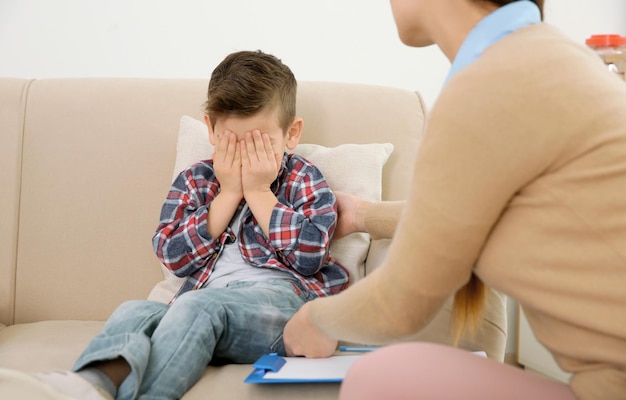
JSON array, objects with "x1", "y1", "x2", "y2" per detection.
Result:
[{"x1": 153, "y1": 153, "x2": 350, "y2": 302}]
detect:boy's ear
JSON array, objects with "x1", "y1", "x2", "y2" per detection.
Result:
[
  {"x1": 286, "y1": 117, "x2": 304, "y2": 150},
  {"x1": 204, "y1": 114, "x2": 217, "y2": 145}
]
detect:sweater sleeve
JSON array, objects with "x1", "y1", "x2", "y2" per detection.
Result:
[
  {"x1": 306, "y1": 56, "x2": 568, "y2": 344},
  {"x1": 364, "y1": 200, "x2": 404, "y2": 240}
]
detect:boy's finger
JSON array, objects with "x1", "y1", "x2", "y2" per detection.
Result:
[
  {"x1": 240, "y1": 140, "x2": 250, "y2": 166},
  {"x1": 252, "y1": 130, "x2": 267, "y2": 155},
  {"x1": 215, "y1": 131, "x2": 230, "y2": 161},
  {"x1": 233, "y1": 139, "x2": 241, "y2": 164},
  {"x1": 262, "y1": 133, "x2": 274, "y2": 161},
  {"x1": 245, "y1": 131, "x2": 260, "y2": 162},
  {"x1": 224, "y1": 132, "x2": 237, "y2": 165}
]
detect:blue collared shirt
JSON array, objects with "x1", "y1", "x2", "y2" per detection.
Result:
[{"x1": 443, "y1": 0, "x2": 541, "y2": 86}]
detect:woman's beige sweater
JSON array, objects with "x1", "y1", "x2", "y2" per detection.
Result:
[{"x1": 309, "y1": 24, "x2": 626, "y2": 400}]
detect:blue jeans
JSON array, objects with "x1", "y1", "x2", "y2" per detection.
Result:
[{"x1": 72, "y1": 280, "x2": 310, "y2": 400}]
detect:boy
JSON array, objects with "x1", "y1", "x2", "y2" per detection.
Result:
[{"x1": 36, "y1": 50, "x2": 349, "y2": 400}]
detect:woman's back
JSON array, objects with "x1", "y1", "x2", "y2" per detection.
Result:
[{"x1": 429, "y1": 23, "x2": 626, "y2": 399}]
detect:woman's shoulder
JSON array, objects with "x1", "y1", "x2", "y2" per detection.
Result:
[
  {"x1": 433, "y1": 22, "x2": 620, "y2": 131},
  {"x1": 489, "y1": 23, "x2": 600, "y2": 67},
  {"x1": 427, "y1": 22, "x2": 626, "y2": 176},
  {"x1": 457, "y1": 23, "x2": 606, "y2": 93}
]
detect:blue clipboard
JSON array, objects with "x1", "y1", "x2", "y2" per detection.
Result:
[{"x1": 244, "y1": 353, "x2": 361, "y2": 384}]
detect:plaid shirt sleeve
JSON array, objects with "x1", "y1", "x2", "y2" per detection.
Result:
[
  {"x1": 266, "y1": 156, "x2": 338, "y2": 277},
  {"x1": 152, "y1": 161, "x2": 221, "y2": 277}
]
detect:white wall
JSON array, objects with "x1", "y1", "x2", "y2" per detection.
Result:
[
  {"x1": 0, "y1": 0, "x2": 447, "y2": 104},
  {"x1": 1, "y1": 0, "x2": 624, "y2": 355},
  {"x1": 3, "y1": 0, "x2": 622, "y2": 107}
]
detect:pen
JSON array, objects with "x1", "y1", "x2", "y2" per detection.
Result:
[{"x1": 339, "y1": 346, "x2": 380, "y2": 353}]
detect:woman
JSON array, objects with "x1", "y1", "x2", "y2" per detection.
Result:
[{"x1": 284, "y1": 1, "x2": 626, "y2": 399}]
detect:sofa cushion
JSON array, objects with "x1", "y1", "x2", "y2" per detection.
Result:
[
  {"x1": 0, "y1": 321, "x2": 104, "y2": 372},
  {"x1": 148, "y1": 116, "x2": 393, "y2": 302},
  {"x1": 171, "y1": 115, "x2": 393, "y2": 201},
  {"x1": 0, "y1": 320, "x2": 341, "y2": 399},
  {"x1": 0, "y1": 369, "x2": 74, "y2": 400}
]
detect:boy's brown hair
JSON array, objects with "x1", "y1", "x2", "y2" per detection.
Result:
[{"x1": 204, "y1": 50, "x2": 297, "y2": 133}]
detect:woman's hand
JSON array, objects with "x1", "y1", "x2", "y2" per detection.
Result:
[
  {"x1": 284, "y1": 301, "x2": 338, "y2": 358},
  {"x1": 334, "y1": 191, "x2": 370, "y2": 238}
]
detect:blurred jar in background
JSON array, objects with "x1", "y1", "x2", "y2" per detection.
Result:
[{"x1": 585, "y1": 34, "x2": 626, "y2": 81}]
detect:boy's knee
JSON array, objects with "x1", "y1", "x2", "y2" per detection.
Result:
[{"x1": 109, "y1": 300, "x2": 167, "y2": 322}]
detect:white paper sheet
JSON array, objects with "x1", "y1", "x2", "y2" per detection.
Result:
[{"x1": 261, "y1": 355, "x2": 361, "y2": 381}]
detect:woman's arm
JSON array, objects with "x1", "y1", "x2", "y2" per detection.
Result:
[{"x1": 285, "y1": 62, "x2": 561, "y2": 351}]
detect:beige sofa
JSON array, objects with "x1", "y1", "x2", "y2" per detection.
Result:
[{"x1": 0, "y1": 78, "x2": 507, "y2": 399}]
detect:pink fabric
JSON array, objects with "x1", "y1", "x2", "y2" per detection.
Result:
[{"x1": 339, "y1": 343, "x2": 576, "y2": 400}]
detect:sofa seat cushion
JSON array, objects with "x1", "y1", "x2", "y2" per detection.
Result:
[
  {"x1": 0, "y1": 321, "x2": 104, "y2": 372},
  {"x1": 0, "y1": 368, "x2": 71, "y2": 400},
  {"x1": 0, "y1": 320, "x2": 340, "y2": 399}
]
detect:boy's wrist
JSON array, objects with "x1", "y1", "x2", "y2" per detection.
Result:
[
  {"x1": 217, "y1": 189, "x2": 243, "y2": 204},
  {"x1": 243, "y1": 189, "x2": 278, "y2": 237},
  {"x1": 242, "y1": 185, "x2": 273, "y2": 199}
]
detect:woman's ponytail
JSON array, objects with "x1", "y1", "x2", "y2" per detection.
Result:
[{"x1": 451, "y1": 273, "x2": 486, "y2": 345}]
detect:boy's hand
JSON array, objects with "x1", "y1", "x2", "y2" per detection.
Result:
[
  {"x1": 239, "y1": 130, "x2": 281, "y2": 237},
  {"x1": 240, "y1": 130, "x2": 280, "y2": 194},
  {"x1": 212, "y1": 130, "x2": 243, "y2": 199}
]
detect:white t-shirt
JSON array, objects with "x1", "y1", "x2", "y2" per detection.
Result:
[{"x1": 206, "y1": 204, "x2": 295, "y2": 288}]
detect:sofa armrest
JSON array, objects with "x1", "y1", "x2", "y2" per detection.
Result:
[{"x1": 0, "y1": 78, "x2": 32, "y2": 326}]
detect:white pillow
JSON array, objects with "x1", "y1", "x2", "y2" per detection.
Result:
[{"x1": 148, "y1": 115, "x2": 393, "y2": 302}]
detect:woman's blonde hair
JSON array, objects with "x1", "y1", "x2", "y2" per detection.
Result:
[{"x1": 451, "y1": 273, "x2": 486, "y2": 345}]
